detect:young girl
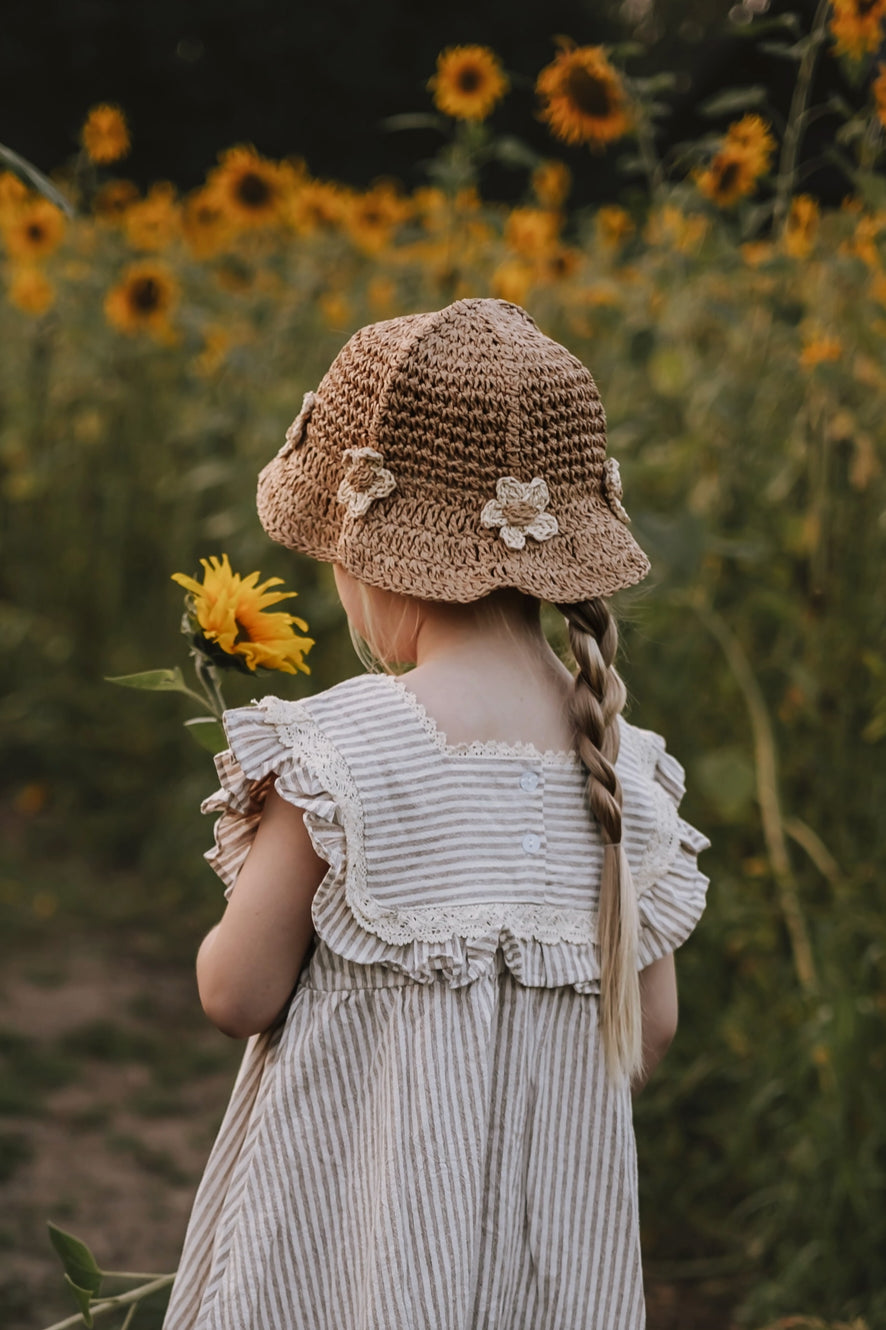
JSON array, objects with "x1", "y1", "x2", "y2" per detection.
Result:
[{"x1": 163, "y1": 298, "x2": 710, "y2": 1330}]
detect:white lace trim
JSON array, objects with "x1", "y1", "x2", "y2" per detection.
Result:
[
  {"x1": 256, "y1": 695, "x2": 600, "y2": 947},
  {"x1": 623, "y1": 725, "x2": 682, "y2": 896},
  {"x1": 254, "y1": 693, "x2": 687, "y2": 947},
  {"x1": 381, "y1": 673, "x2": 583, "y2": 766}
]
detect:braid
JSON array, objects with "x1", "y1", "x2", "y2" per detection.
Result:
[{"x1": 555, "y1": 596, "x2": 644, "y2": 1086}]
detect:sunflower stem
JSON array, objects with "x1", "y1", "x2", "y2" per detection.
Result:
[
  {"x1": 772, "y1": 0, "x2": 831, "y2": 235},
  {"x1": 192, "y1": 653, "x2": 226, "y2": 720},
  {"x1": 627, "y1": 85, "x2": 665, "y2": 206}
]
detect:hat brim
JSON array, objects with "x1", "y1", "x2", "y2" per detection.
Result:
[{"x1": 258, "y1": 450, "x2": 650, "y2": 603}]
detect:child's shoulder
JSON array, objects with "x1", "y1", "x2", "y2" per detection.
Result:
[{"x1": 251, "y1": 672, "x2": 390, "y2": 733}]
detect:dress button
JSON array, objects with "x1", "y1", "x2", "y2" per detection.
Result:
[
  {"x1": 520, "y1": 770, "x2": 540, "y2": 792},
  {"x1": 522, "y1": 832, "x2": 541, "y2": 854}
]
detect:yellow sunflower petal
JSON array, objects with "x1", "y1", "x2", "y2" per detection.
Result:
[{"x1": 428, "y1": 46, "x2": 508, "y2": 122}]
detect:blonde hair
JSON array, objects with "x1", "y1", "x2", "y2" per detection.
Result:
[
  {"x1": 556, "y1": 596, "x2": 643, "y2": 1087},
  {"x1": 342, "y1": 576, "x2": 643, "y2": 1086}
]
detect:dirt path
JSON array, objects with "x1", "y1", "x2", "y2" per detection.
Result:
[{"x1": 0, "y1": 938, "x2": 241, "y2": 1329}]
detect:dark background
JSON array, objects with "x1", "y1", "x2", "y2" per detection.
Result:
[{"x1": 2, "y1": 0, "x2": 872, "y2": 208}]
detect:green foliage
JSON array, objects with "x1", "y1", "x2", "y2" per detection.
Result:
[{"x1": 4, "y1": 8, "x2": 885, "y2": 1327}]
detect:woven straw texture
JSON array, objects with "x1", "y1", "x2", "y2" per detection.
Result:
[{"x1": 257, "y1": 298, "x2": 651, "y2": 603}]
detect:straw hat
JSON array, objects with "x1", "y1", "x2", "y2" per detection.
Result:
[{"x1": 257, "y1": 298, "x2": 650, "y2": 603}]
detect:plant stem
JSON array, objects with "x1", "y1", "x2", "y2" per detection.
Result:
[
  {"x1": 686, "y1": 595, "x2": 820, "y2": 1001},
  {"x1": 40, "y1": 1273, "x2": 176, "y2": 1330},
  {"x1": 772, "y1": 0, "x2": 831, "y2": 234},
  {"x1": 627, "y1": 81, "x2": 664, "y2": 206},
  {"x1": 193, "y1": 654, "x2": 226, "y2": 719}
]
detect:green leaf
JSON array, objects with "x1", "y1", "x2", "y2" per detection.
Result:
[
  {"x1": 607, "y1": 41, "x2": 646, "y2": 61},
  {"x1": 48, "y1": 1222, "x2": 103, "y2": 1295},
  {"x1": 730, "y1": 11, "x2": 801, "y2": 38},
  {"x1": 184, "y1": 717, "x2": 227, "y2": 753},
  {"x1": 63, "y1": 1274, "x2": 95, "y2": 1327},
  {"x1": 759, "y1": 39, "x2": 804, "y2": 62},
  {"x1": 378, "y1": 113, "x2": 446, "y2": 134},
  {"x1": 629, "y1": 72, "x2": 678, "y2": 95},
  {"x1": 488, "y1": 136, "x2": 539, "y2": 169},
  {"x1": 614, "y1": 155, "x2": 647, "y2": 177},
  {"x1": 698, "y1": 85, "x2": 768, "y2": 118},
  {"x1": 105, "y1": 667, "x2": 193, "y2": 696}
]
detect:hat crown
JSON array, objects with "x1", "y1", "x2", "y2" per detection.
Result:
[
  {"x1": 257, "y1": 298, "x2": 650, "y2": 603},
  {"x1": 312, "y1": 299, "x2": 607, "y2": 498}
]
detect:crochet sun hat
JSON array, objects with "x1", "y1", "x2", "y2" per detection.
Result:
[{"x1": 257, "y1": 297, "x2": 650, "y2": 603}]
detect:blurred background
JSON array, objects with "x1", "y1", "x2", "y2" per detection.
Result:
[{"x1": 1, "y1": 0, "x2": 884, "y2": 1326}]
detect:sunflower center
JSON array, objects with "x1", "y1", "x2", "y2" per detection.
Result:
[
  {"x1": 27, "y1": 223, "x2": 45, "y2": 241},
  {"x1": 502, "y1": 500, "x2": 540, "y2": 526},
  {"x1": 131, "y1": 277, "x2": 161, "y2": 312},
  {"x1": 233, "y1": 615, "x2": 254, "y2": 644},
  {"x1": 457, "y1": 65, "x2": 483, "y2": 93},
  {"x1": 238, "y1": 172, "x2": 272, "y2": 207},
  {"x1": 563, "y1": 65, "x2": 614, "y2": 118}
]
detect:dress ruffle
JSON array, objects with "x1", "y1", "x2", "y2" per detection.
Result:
[{"x1": 202, "y1": 697, "x2": 710, "y2": 993}]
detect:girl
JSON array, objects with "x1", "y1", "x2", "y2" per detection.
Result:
[{"x1": 163, "y1": 298, "x2": 710, "y2": 1330}]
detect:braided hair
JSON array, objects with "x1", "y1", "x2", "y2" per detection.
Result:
[{"x1": 555, "y1": 597, "x2": 643, "y2": 1086}]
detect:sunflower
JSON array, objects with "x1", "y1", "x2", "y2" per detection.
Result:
[
  {"x1": 286, "y1": 178, "x2": 348, "y2": 234},
  {"x1": 8, "y1": 266, "x2": 55, "y2": 315},
  {"x1": 0, "y1": 171, "x2": 30, "y2": 222},
  {"x1": 171, "y1": 555, "x2": 313, "y2": 675},
  {"x1": 3, "y1": 199, "x2": 66, "y2": 261},
  {"x1": 531, "y1": 160, "x2": 572, "y2": 209},
  {"x1": 504, "y1": 207, "x2": 560, "y2": 258},
  {"x1": 104, "y1": 261, "x2": 179, "y2": 340},
  {"x1": 343, "y1": 182, "x2": 411, "y2": 255},
  {"x1": 829, "y1": 0, "x2": 886, "y2": 59},
  {"x1": 182, "y1": 187, "x2": 234, "y2": 259},
  {"x1": 93, "y1": 178, "x2": 140, "y2": 224},
  {"x1": 799, "y1": 328, "x2": 842, "y2": 368},
  {"x1": 81, "y1": 104, "x2": 130, "y2": 164},
  {"x1": 595, "y1": 204, "x2": 635, "y2": 250},
  {"x1": 491, "y1": 259, "x2": 533, "y2": 306},
  {"x1": 723, "y1": 114, "x2": 777, "y2": 173},
  {"x1": 536, "y1": 44, "x2": 632, "y2": 150},
  {"x1": 840, "y1": 212, "x2": 886, "y2": 266},
  {"x1": 428, "y1": 46, "x2": 508, "y2": 121},
  {"x1": 206, "y1": 145, "x2": 287, "y2": 229},
  {"x1": 124, "y1": 181, "x2": 181, "y2": 251},
  {"x1": 644, "y1": 203, "x2": 708, "y2": 251},
  {"x1": 693, "y1": 144, "x2": 766, "y2": 208},
  {"x1": 783, "y1": 194, "x2": 819, "y2": 258}
]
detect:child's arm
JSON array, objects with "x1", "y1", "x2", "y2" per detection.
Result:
[
  {"x1": 196, "y1": 785, "x2": 329, "y2": 1039},
  {"x1": 632, "y1": 952, "x2": 679, "y2": 1094}
]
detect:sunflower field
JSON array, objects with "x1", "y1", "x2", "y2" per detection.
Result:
[{"x1": 2, "y1": 4, "x2": 886, "y2": 1327}]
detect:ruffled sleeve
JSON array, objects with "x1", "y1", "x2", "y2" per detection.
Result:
[
  {"x1": 201, "y1": 698, "x2": 345, "y2": 902},
  {"x1": 634, "y1": 739, "x2": 711, "y2": 969}
]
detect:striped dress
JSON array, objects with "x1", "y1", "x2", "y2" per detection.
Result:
[{"x1": 163, "y1": 671, "x2": 710, "y2": 1330}]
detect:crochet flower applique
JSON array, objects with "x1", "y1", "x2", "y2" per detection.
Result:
[
  {"x1": 337, "y1": 447, "x2": 397, "y2": 518},
  {"x1": 276, "y1": 391, "x2": 317, "y2": 458},
  {"x1": 601, "y1": 456, "x2": 631, "y2": 524},
  {"x1": 480, "y1": 476, "x2": 559, "y2": 550}
]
